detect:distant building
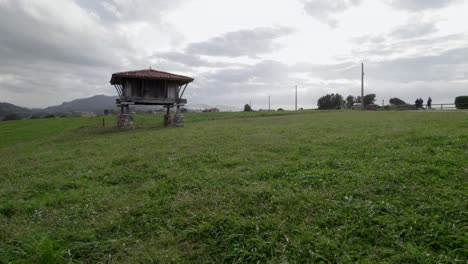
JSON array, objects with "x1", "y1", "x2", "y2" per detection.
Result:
[
  {"x1": 78, "y1": 112, "x2": 96, "y2": 117},
  {"x1": 203, "y1": 108, "x2": 220, "y2": 112}
]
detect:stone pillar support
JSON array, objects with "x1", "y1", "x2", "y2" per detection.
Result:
[
  {"x1": 117, "y1": 105, "x2": 134, "y2": 129},
  {"x1": 163, "y1": 105, "x2": 173, "y2": 127},
  {"x1": 173, "y1": 104, "x2": 185, "y2": 127}
]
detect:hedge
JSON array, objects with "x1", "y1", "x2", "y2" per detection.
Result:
[{"x1": 455, "y1": 96, "x2": 468, "y2": 109}]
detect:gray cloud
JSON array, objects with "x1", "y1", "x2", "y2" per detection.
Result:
[
  {"x1": 303, "y1": 0, "x2": 361, "y2": 27},
  {"x1": 0, "y1": 1, "x2": 128, "y2": 68},
  {"x1": 367, "y1": 47, "x2": 468, "y2": 83},
  {"x1": 353, "y1": 35, "x2": 387, "y2": 44},
  {"x1": 155, "y1": 51, "x2": 242, "y2": 68},
  {"x1": 352, "y1": 19, "x2": 439, "y2": 51},
  {"x1": 208, "y1": 60, "x2": 289, "y2": 84},
  {"x1": 186, "y1": 58, "x2": 384, "y2": 109},
  {"x1": 75, "y1": 0, "x2": 181, "y2": 22},
  {"x1": 193, "y1": 46, "x2": 467, "y2": 107},
  {"x1": 365, "y1": 33, "x2": 465, "y2": 58},
  {"x1": 156, "y1": 52, "x2": 213, "y2": 67},
  {"x1": 184, "y1": 60, "x2": 301, "y2": 109},
  {"x1": 186, "y1": 27, "x2": 293, "y2": 58},
  {"x1": 387, "y1": 0, "x2": 460, "y2": 11},
  {"x1": 0, "y1": 0, "x2": 466, "y2": 110},
  {"x1": 296, "y1": 47, "x2": 468, "y2": 105},
  {"x1": 186, "y1": 51, "x2": 468, "y2": 110},
  {"x1": 290, "y1": 62, "x2": 358, "y2": 81},
  {"x1": 350, "y1": 17, "x2": 466, "y2": 60},
  {"x1": 390, "y1": 19, "x2": 437, "y2": 39},
  {"x1": 0, "y1": 1, "x2": 134, "y2": 107},
  {"x1": 291, "y1": 46, "x2": 468, "y2": 83}
]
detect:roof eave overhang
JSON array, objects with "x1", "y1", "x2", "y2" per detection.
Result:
[{"x1": 110, "y1": 75, "x2": 194, "y2": 85}]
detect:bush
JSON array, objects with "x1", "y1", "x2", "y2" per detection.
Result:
[
  {"x1": 317, "y1": 93, "x2": 344, "y2": 110},
  {"x1": 389, "y1": 98, "x2": 406, "y2": 105},
  {"x1": 454, "y1": 96, "x2": 468, "y2": 109},
  {"x1": 384, "y1": 104, "x2": 415, "y2": 111},
  {"x1": 2, "y1": 114, "x2": 21, "y2": 121},
  {"x1": 346, "y1": 95, "x2": 354, "y2": 108},
  {"x1": 243, "y1": 104, "x2": 252, "y2": 112},
  {"x1": 30, "y1": 114, "x2": 42, "y2": 119}
]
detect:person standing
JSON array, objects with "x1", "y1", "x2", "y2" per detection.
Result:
[
  {"x1": 420, "y1": 98, "x2": 424, "y2": 109},
  {"x1": 427, "y1": 97, "x2": 432, "y2": 109}
]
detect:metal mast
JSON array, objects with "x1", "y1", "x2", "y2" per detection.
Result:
[
  {"x1": 295, "y1": 85, "x2": 298, "y2": 111},
  {"x1": 361, "y1": 63, "x2": 364, "y2": 110}
]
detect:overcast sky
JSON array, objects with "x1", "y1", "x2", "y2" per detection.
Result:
[{"x1": 1, "y1": 0, "x2": 467, "y2": 110}]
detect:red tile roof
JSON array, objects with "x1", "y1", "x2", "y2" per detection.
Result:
[{"x1": 110, "y1": 68, "x2": 194, "y2": 84}]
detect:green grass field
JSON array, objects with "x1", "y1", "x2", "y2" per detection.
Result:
[{"x1": 0, "y1": 111, "x2": 467, "y2": 263}]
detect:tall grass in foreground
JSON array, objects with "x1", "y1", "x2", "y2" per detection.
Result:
[{"x1": 0, "y1": 111, "x2": 467, "y2": 263}]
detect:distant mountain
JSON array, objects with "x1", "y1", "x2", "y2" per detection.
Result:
[
  {"x1": 214, "y1": 105, "x2": 240, "y2": 112},
  {"x1": 43, "y1": 95, "x2": 169, "y2": 114},
  {"x1": 0, "y1": 102, "x2": 32, "y2": 118},
  {"x1": 1, "y1": 95, "x2": 239, "y2": 120},
  {"x1": 44, "y1": 95, "x2": 118, "y2": 114}
]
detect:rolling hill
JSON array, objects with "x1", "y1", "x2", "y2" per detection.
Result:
[
  {"x1": 1, "y1": 95, "x2": 239, "y2": 120},
  {"x1": 0, "y1": 102, "x2": 32, "y2": 119},
  {"x1": 43, "y1": 95, "x2": 118, "y2": 114}
]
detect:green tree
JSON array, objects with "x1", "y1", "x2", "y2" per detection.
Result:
[
  {"x1": 317, "y1": 93, "x2": 344, "y2": 110},
  {"x1": 243, "y1": 104, "x2": 252, "y2": 112},
  {"x1": 455, "y1": 96, "x2": 468, "y2": 109},
  {"x1": 364, "y1": 94, "x2": 376, "y2": 105},
  {"x1": 346, "y1": 95, "x2": 355, "y2": 108},
  {"x1": 389, "y1": 98, "x2": 406, "y2": 105},
  {"x1": 356, "y1": 94, "x2": 376, "y2": 106}
]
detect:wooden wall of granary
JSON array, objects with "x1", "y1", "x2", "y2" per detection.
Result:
[
  {"x1": 167, "y1": 83, "x2": 178, "y2": 99},
  {"x1": 121, "y1": 79, "x2": 180, "y2": 99}
]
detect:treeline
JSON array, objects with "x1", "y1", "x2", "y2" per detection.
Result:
[
  {"x1": 1, "y1": 107, "x2": 185, "y2": 122},
  {"x1": 2, "y1": 113, "x2": 58, "y2": 121},
  {"x1": 1, "y1": 112, "x2": 94, "y2": 121},
  {"x1": 317, "y1": 93, "x2": 377, "y2": 110},
  {"x1": 317, "y1": 93, "x2": 468, "y2": 110}
]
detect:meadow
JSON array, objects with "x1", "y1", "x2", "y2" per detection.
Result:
[{"x1": 0, "y1": 110, "x2": 467, "y2": 263}]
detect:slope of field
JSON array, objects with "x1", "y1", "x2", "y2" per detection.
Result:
[{"x1": 0, "y1": 111, "x2": 467, "y2": 263}]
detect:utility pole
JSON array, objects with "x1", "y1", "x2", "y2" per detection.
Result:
[
  {"x1": 295, "y1": 85, "x2": 298, "y2": 111},
  {"x1": 268, "y1": 96, "x2": 271, "y2": 111},
  {"x1": 361, "y1": 62, "x2": 364, "y2": 110}
]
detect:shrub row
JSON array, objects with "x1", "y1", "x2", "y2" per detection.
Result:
[{"x1": 455, "y1": 96, "x2": 468, "y2": 109}]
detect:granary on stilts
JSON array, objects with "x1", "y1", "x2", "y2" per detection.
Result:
[{"x1": 110, "y1": 68, "x2": 194, "y2": 128}]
